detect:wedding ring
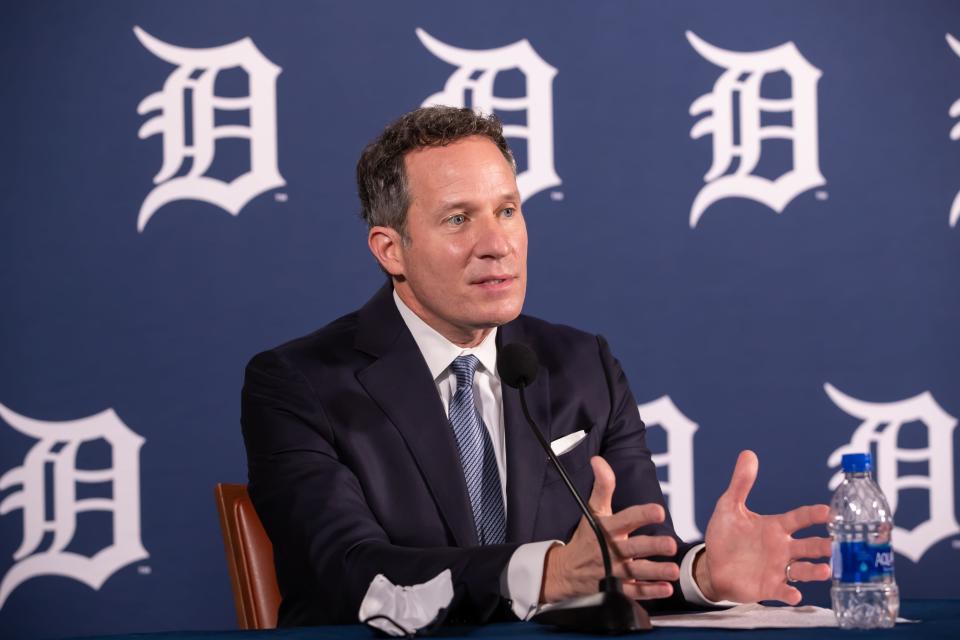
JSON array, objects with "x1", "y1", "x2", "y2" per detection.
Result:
[{"x1": 785, "y1": 561, "x2": 797, "y2": 583}]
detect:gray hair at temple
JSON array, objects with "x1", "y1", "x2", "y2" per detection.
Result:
[{"x1": 356, "y1": 106, "x2": 516, "y2": 241}]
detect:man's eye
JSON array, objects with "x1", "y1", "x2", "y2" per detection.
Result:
[
  {"x1": 502, "y1": 207, "x2": 516, "y2": 218},
  {"x1": 449, "y1": 214, "x2": 466, "y2": 226}
]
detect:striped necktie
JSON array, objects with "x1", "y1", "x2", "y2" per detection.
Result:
[{"x1": 448, "y1": 355, "x2": 506, "y2": 545}]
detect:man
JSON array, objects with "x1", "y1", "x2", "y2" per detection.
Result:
[{"x1": 241, "y1": 106, "x2": 831, "y2": 627}]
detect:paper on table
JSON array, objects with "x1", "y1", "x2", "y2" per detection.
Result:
[{"x1": 651, "y1": 603, "x2": 914, "y2": 629}]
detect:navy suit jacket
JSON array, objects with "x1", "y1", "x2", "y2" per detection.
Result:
[{"x1": 241, "y1": 284, "x2": 696, "y2": 626}]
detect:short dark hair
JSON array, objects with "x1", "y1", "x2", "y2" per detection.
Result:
[{"x1": 356, "y1": 106, "x2": 515, "y2": 238}]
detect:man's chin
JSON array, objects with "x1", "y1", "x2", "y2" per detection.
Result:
[
  {"x1": 471, "y1": 305, "x2": 523, "y2": 329},
  {"x1": 469, "y1": 286, "x2": 525, "y2": 320}
]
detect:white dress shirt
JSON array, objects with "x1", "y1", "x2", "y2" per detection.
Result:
[{"x1": 393, "y1": 291, "x2": 723, "y2": 619}]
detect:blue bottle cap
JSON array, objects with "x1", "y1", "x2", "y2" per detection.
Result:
[{"x1": 841, "y1": 453, "x2": 871, "y2": 473}]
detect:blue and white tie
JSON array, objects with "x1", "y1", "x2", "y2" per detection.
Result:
[{"x1": 448, "y1": 355, "x2": 506, "y2": 545}]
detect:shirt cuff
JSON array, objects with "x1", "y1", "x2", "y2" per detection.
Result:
[
  {"x1": 678, "y1": 543, "x2": 740, "y2": 607},
  {"x1": 500, "y1": 540, "x2": 562, "y2": 620}
]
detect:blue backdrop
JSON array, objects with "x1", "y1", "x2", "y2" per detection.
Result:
[{"x1": 2, "y1": 1, "x2": 959, "y2": 638}]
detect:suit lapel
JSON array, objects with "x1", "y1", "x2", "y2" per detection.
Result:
[
  {"x1": 355, "y1": 285, "x2": 478, "y2": 547},
  {"x1": 499, "y1": 322, "x2": 552, "y2": 544}
]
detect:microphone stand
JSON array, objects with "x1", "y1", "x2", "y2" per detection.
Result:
[{"x1": 515, "y1": 384, "x2": 652, "y2": 633}]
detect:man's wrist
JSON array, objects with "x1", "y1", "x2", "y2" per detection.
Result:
[
  {"x1": 502, "y1": 540, "x2": 560, "y2": 620},
  {"x1": 539, "y1": 542, "x2": 566, "y2": 604},
  {"x1": 693, "y1": 547, "x2": 717, "y2": 600},
  {"x1": 680, "y1": 543, "x2": 740, "y2": 607},
  {"x1": 693, "y1": 546, "x2": 717, "y2": 601}
]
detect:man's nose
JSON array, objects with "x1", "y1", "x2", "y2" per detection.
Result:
[{"x1": 474, "y1": 214, "x2": 512, "y2": 259}]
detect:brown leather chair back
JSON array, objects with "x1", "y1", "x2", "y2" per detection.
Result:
[{"x1": 214, "y1": 483, "x2": 281, "y2": 629}]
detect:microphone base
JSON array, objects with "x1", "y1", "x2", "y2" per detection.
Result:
[{"x1": 532, "y1": 589, "x2": 652, "y2": 634}]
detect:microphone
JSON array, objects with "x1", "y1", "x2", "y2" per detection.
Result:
[{"x1": 497, "y1": 343, "x2": 651, "y2": 633}]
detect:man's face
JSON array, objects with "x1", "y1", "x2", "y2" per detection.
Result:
[{"x1": 390, "y1": 136, "x2": 527, "y2": 345}]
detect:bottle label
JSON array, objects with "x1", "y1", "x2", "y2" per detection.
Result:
[{"x1": 832, "y1": 540, "x2": 895, "y2": 583}]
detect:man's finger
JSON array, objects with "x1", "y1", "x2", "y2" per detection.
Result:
[
  {"x1": 771, "y1": 584, "x2": 802, "y2": 606},
  {"x1": 790, "y1": 536, "x2": 831, "y2": 560},
  {"x1": 780, "y1": 504, "x2": 831, "y2": 534},
  {"x1": 624, "y1": 559, "x2": 681, "y2": 582},
  {"x1": 613, "y1": 534, "x2": 677, "y2": 560},
  {"x1": 604, "y1": 503, "x2": 665, "y2": 537},
  {"x1": 621, "y1": 581, "x2": 674, "y2": 601},
  {"x1": 587, "y1": 456, "x2": 616, "y2": 517},
  {"x1": 722, "y1": 450, "x2": 758, "y2": 505},
  {"x1": 786, "y1": 561, "x2": 831, "y2": 582}
]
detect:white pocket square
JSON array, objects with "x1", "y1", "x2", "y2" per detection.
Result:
[{"x1": 550, "y1": 430, "x2": 588, "y2": 456}]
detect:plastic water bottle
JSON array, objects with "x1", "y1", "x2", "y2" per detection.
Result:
[{"x1": 828, "y1": 452, "x2": 899, "y2": 629}]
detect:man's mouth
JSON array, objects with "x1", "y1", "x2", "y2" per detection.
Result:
[{"x1": 472, "y1": 275, "x2": 514, "y2": 286}]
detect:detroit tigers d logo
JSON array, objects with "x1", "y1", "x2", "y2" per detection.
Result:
[
  {"x1": 687, "y1": 32, "x2": 825, "y2": 228},
  {"x1": 0, "y1": 403, "x2": 147, "y2": 608},
  {"x1": 417, "y1": 28, "x2": 561, "y2": 203},
  {"x1": 134, "y1": 27, "x2": 285, "y2": 232},
  {"x1": 825, "y1": 383, "x2": 960, "y2": 562}
]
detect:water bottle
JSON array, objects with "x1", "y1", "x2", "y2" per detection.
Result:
[{"x1": 828, "y1": 452, "x2": 899, "y2": 629}]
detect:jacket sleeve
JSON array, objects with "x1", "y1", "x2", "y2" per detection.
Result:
[{"x1": 241, "y1": 350, "x2": 520, "y2": 626}]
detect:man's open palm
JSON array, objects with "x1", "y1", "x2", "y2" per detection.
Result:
[{"x1": 701, "y1": 451, "x2": 832, "y2": 605}]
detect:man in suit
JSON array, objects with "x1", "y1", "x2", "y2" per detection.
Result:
[{"x1": 241, "y1": 106, "x2": 832, "y2": 627}]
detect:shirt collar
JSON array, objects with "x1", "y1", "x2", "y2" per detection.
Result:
[{"x1": 393, "y1": 289, "x2": 499, "y2": 381}]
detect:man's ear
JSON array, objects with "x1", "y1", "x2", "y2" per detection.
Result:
[{"x1": 368, "y1": 225, "x2": 405, "y2": 277}]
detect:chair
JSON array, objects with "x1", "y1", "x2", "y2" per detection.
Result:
[{"x1": 214, "y1": 483, "x2": 281, "y2": 629}]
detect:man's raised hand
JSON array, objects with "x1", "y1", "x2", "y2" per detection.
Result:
[
  {"x1": 540, "y1": 456, "x2": 680, "y2": 603},
  {"x1": 697, "y1": 450, "x2": 832, "y2": 605}
]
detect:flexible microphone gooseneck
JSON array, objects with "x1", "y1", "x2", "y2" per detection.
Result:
[{"x1": 497, "y1": 343, "x2": 651, "y2": 633}]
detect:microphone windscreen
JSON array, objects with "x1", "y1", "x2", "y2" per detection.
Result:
[{"x1": 498, "y1": 343, "x2": 539, "y2": 388}]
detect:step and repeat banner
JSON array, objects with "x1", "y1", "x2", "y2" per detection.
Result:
[{"x1": 2, "y1": 1, "x2": 959, "y2": 637}]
